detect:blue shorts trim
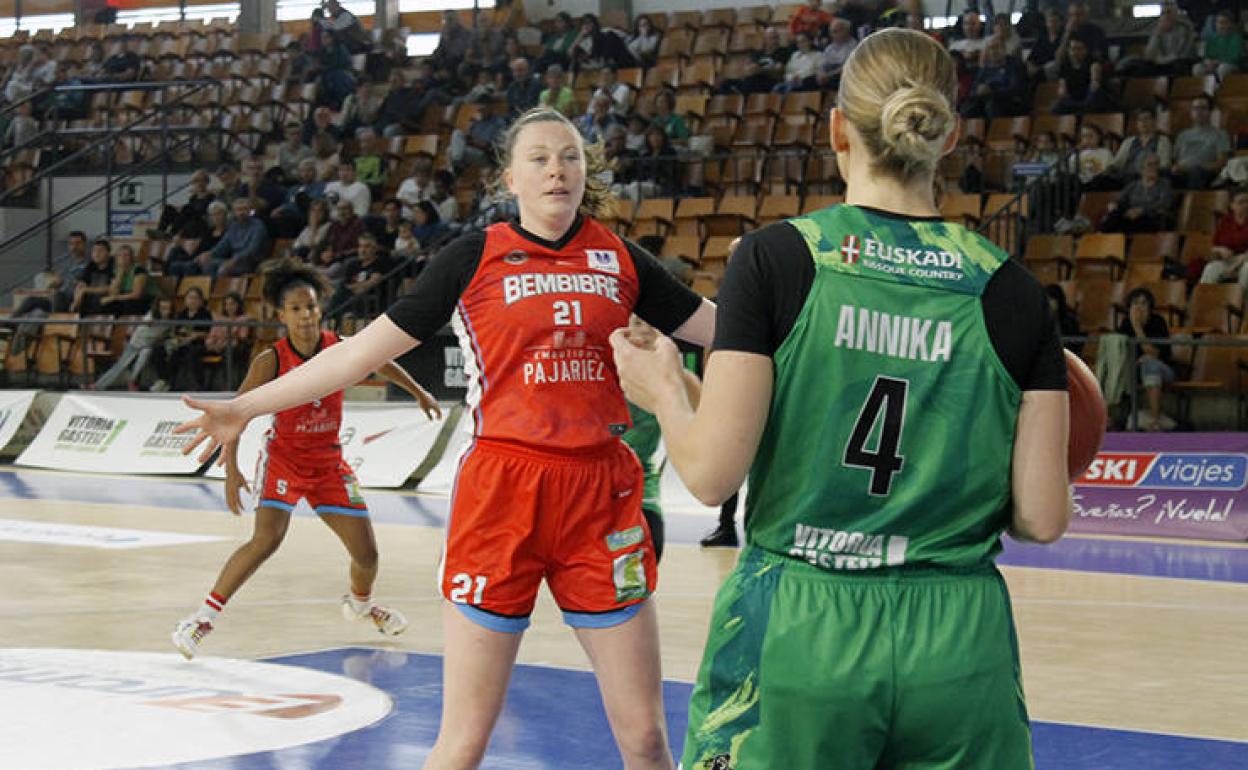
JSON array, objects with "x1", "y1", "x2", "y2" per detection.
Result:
[
  {"x1": 315, "y1": 504, "x2": 370, "y2": 517},
  {"x1": 454, "y1": 603, "x2": 531, "y2": 634},
  {"x1": 257, "y1": 499, "x2": 295, "y2": 512},
  {"x1": 562, "y1": 600, "x2": 644, "y2": 629}
]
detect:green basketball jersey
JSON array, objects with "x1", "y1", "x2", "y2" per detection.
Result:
[
  {"x1": 623, "y1": 402, "x2": 664, "y2": 513},
  {"x1": 746, "y1": 205, "x2": 1021, "y2": 571}
]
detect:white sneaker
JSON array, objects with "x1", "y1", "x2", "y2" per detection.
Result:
[
  {"x1": 171, "y1": 616, "x2": 214, "y2": 660},
  {"x1": 1158, "y1": 414, "x2": 1178, "y2": 431},
  {"x1": 341, "y1": 595, "x2": 408, "y2": 636},
  {"x1": 150, "y1": 379, "x2": 170, "y2": 392}
]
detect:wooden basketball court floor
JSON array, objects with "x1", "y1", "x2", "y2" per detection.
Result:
[{"x1": 0, "y1": 465, "x2": 1244, "y2": 769}]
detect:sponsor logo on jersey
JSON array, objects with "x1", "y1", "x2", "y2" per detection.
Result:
[
  {"x1": 840, "y1": 234, "x2": 860, "y2": 264},
  {"x1": 790, "y1": 524, "x2": 909, "y2": 570},
  {"x1": 502, "y1": 272, "x2": 622, "y2": 305},
  {"x1": 840, "y1": 233, "x2": 965, "y2": 281},
  {"x1": 1077, "y1": 452, "x2": 1248, "y2": 490},
  {"x1": 586, "y1": 249, "x2": 620, "y2": 274},
  {"x1": 503, "y1": 250, "x2": 528, "y2": 265}
]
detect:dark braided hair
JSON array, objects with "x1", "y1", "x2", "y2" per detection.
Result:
[{"x1": 261, "y1": 258, "x2": 330, "y2": 309}]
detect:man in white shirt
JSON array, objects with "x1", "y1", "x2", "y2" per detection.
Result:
[
  {"x1": 589, "y1": 68, "x2": 633, "y2": 117},
  {"x1": 818, "y1": 18, "x2": 858, "y2": 89},
  {"x1": 323, "y1": 161, "x2": 371, "y2": 221}
]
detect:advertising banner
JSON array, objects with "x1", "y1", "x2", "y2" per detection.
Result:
[
  {"x1": 205, "y1": 402, "x2": 447, "y2": 488},
  {"x1": 15, "y1": 393, "x2": 203, "y2": 474},
  {"x1": 0, "y1": 390, "x2": 38, "y2": 454},
  {"x1": 1071, "y1": 433, "x2": 1248, "y2": 541}
]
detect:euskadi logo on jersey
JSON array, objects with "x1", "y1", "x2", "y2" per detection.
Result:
[
  {"x1": 840, "y1": 234, "x2": 860, "y2": 264},
  {"x1": 1077, "y1": 452, "x2": 1248, "y2": 490},
  {"x1": 586, "y1": 249, "x2": 620, "y2": 274}
]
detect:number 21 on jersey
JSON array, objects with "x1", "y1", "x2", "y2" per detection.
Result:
[
  {"x1": 552, "y1": 300, "x2": 582, "y2": 326},
  {"x1": 843, "y1": 376, "x2": 909, "y2": 497}
]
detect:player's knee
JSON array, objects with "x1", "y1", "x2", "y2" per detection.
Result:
[
  {"x1": 249, "y1": 529, "x2": 286, "y2": 558},
  {"x1": 615, "y1": 721, "x2": 668, "y2": 763}
]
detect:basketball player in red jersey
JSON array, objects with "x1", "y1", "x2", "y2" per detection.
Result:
[
  {"x1": 172, "y1": 261, "x2": 441, "y2": 660},
  {"x1": 177, "y1": 107, "x2": 715, "y2": 768}
]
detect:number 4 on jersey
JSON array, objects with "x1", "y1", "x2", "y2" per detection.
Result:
[{"x1": 843, "y1": 376, "x2": 909, "y2": 496}]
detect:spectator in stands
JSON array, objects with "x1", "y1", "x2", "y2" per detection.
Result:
[
  {"x1": 102, "y1": 35, "x2": 142, "y2": 83},
  {"x1": 332, "y1": 232, "x2": 396, "y2": 316},
  {"x1": 1121, "y1": 2, "x2": 1198, "y2": 76},
  {"x1": 471, "y1": 10, "x2": 508, "y2": 72},
  {"x1": 316, "y1": 30, "x2": 357, "y2": 111},
  {"x1": 635, "y1": 125, "x2": 681, "y2": 196},
  {"x1": 506, "y1": 57, "x2": 543, "y2": 119},
  {"x1": 1070, "y1": 123, "x2": 1117, "y2": 189},
  {"x1": 7, "y1": 231, "x2": 89, "y2": 328},
  {"x1": 396, "y1": 154, "x2": 435, "y2": 212},
  {"x1": 175, "y1": 198, "x2": 270, "y2": 277},
  {"x1": 1198, "y1": 11, "x2": 1245, "y2": 81},
  {"x1": 210, "y1": 162, "x2": 242, "y2": 207},
  {"x1": 538, "y1": 64, "x2": 576, "y2": 117},
  {"x1": 152, "y1": 286, "x2": 211, "y2": 392},
  {"x1": 204, "y1": 292, "x2": 252, "y2": 389},
  {"x1": 305, "y1": 107, "x2": 342, "y2": 159},
  {"x1": 313, "y1": 242, "x2": 347, "y2": 282},
  {"x1": 272, "y1": 158, "x2": 326, "y2": 237},
  {"x1": 324, "y1": 161, "x2": 371, "y2": 220},
  {"x1": 373, "y1": 198, "x2": 408, "y2": 251},
  {"x1": 627, "y1": 14, "x2": 662, "y2": 68},
  {"x1": 650, "y1": 90, "x2": 690, "y2": 140},
  {"x1": 1198, "y1": 187, "x2": 1248, "y2": 288},
  {"x1": 949, "y1": 11, "x2": 989, "y2": 61},
  {"x1": 591, "y1": 67, "x2": 633, "y2": 118},
  {"x1": 81, "y1": 42, "x2": 108, "y2": 82},
  {"x1": 392, "y1": 220, "x2": 420, "y2": 260},
  {"x1": 577, "y1": 92, "x2": 620, "y2": 143},
  {"x1": 2, "y1": 100, "x2": 37, "y2": 149},
  {"x1": 818, "y1": 18, "x2": 858, "y2": 89},
  {"x1": 292, "y1": 198, "x2": 332, "y2": 259},
  {"x1": 986, "y1": 13, "x2": 1023, "y2": 59},
  {"x1": 1057, "y1": 1, "x2": 1108, "y2": 63},
  {"x1": 572, "y1": 13, "x2": 638, "y2": 71},
  {"x1": 1173, "y1": 94, "x2": 1232, "y2": 188},
  {"x1": 775, "y1": 32, "x2": 823, "y2": 93},
  {"x1": 87, "y1": 295, "x2": 173, "y2": 392},
  {"x1": 448, "y1": 96, "x2": 507, "y2": 173},
  {"x1": 719, "y1": 26, "x2": 792, "y2": 95},
  {"x1": 1045, "y1": 284, "x2": 1085, "y2": 355},
  {"x1": 1117, "y1": 287, "x2": 1177, "y2": 431},
  {"x1": 1026, "y1": 9, "x2": 1065, "y2": 81},
  {"x1": 430, "y1": 170, "x2": 461, "y2": 226},
  {"x1": 1053, "y1": 38, "x2": 1114, "y2": 114},
  {"x1": 1101, "y1": 154, "x2": 1176, "y2": 233},
  {"x1": 1112, "y1": 108, "x2": 1173, "y2": 180},
  {"x1": 409, "y1": 199, "x2": 448, "y2": 247},
  {"x1": 432, "y1": 10, "x2": 474, "y2": 69},
  {"x1": 539, "y1": 12, "x2": 579, "y2": 70},
  {"x1": 71, "y1": 238, "x2": 115, "y2": 315},
  {"x1": 318, "y1": 0, "x2": 370, "y2": 55},
  {"x1": 3, "y1": 46, "x2": 36, "y2": 104},
  {"x1": 99, "y1": 244, "x2": 155, "y2": 316},
  {"x1": 603, "y1": 125, "x2": 639, "y2": 200},
  {"x1": 790, "y1": 0, "x2": 834, "y2": 42},
  {"x1": 352, "y1": 127, "x2": 390, "y2": 197},
  {"x1": 339, "y1": 80, "x2": 384, "y2": 140},
  {"x1": 239, "y1": 156, "x2": 285, "y2": 220},
  {"x1": 624, "y1": 113, "x2": 648, "y2": 152},
  {"x1": 373, "y1": 70, "x2": 422, "y2": 138},
  {"x1": 276, "y1": 123, "x2": 314, "y2": 181},
  {"x1": 1028, "y1": 131, "x2": 1062, "y2": 166},
  {"x1": 327, "y1": 199, "x2": 367, "y2": 259},
  {"x1": 960, "y1": 38, "x2": 1028, "y2": 118}
]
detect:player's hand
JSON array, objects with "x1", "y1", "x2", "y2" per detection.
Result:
[
  {"x1": 224, "y1": 457, "x2": 251, "y2": 516},
  {"x1": 174, "y1": 394, "x2": 250, "y2": 465},
  {"x1": 414, "y1": 385, "x2": 443, "y2": 420},
  {"x1": 609, "y1": 327, "x2": 684, "y2": 414}
]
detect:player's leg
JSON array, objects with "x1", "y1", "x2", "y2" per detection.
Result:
[
  {"x1": 574, "y1": 600, "x2": 673, "y2": 770},
  {"x1": 423, "y1": 601, "x2": 525, "y2": 770},
  {"x1": 318, "y1": 511, "x2": 379, "y2": 597}
]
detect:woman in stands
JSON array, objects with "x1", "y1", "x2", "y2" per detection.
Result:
[
  {"x1": 171, "y1": 261, "x2": 441, "y2": 660},
  {"x1": 177, "y1": 107, "x2": 715, "y2": 769},
  {"x1": 612, "y1": 29, "x2": 1072, "y2": 770}
]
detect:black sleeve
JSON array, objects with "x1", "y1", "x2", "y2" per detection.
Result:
[
  {"x1": 625, "y1": 238, "x2": 703, "y2": 335},
  {"x1": 982, "y1": 260, "x2": 1068, "y2": 391},
  {"x1": 384, "y1": 231, "x2": 485, "y2": 341},
  {"x1": 712, "y1": 222, "x2": 814, "y2": 356}
]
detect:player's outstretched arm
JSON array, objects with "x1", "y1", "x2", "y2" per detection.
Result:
[
  {"x1": 670, "y1": 298, "x2": 717, "y2": 348},
  {"x1": 222, "y1": 349, "x2": 278, "y2": 514},
  {"x1": 372, "y1": 360, "x2": 443, "y2": 420},
  {"x1": 178, "y1": 315, "x2": 420, "y2": 463},
  {"x1": 611, "y1": 331, "x2": 771, "y2": 505},
  {"x1": 1009, "y1": 389, "x2": 1072, "y2": 544}
]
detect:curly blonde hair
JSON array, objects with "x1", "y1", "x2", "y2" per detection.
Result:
[{"x1": 487, "y1": 107, "x2": 616, "y2": 219}]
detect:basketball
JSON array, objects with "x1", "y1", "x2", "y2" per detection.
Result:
[{"x1": 1066, "y1": 350, "x2": 1107, "y2": 481}]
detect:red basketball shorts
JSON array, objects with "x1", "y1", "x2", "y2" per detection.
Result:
[
  {"x1": 441, "y1": 439, "x2": 657, "y2": 632},
  {"x1": 255, "y1": 447, "x2": 368, "y2": 517}
]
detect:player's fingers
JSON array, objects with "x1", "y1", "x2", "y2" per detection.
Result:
[
  {"x1": 196, "y1": 438, "x2": 221, "y2": 465},
  {"x1": 181, "y1": 430, "x2": 209, "y2": 456}
]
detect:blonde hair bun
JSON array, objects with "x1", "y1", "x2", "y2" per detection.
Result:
[{"x1": 879, "y1": 85, "x2": 954, "y2": 171}]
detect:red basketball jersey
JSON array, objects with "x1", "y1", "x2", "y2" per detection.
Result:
[
  {"x1": 454, "y1": 219, "x2": 640, "y2": 452},
  {"x1": 266, "y1": 330, "x2": 344, "y2": 466}
]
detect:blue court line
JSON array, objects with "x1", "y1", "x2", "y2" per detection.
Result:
[
  {"x1": 2, "y1": 467, "x2": 1247, "y2": 584},
  {"x1": 159, "y1": 647, "x2": 1246, "y2": 770}
]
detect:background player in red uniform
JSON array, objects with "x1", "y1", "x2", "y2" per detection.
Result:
[
  {"x1": 172, "y1": 261, "x2": 441, "y2": 660},
  {"x1": 177, "y1": 107, "x2": 715, "y2": 769}
]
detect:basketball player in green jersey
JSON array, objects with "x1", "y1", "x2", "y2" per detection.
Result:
[{"x1": 612, "y1": 28, "x2": 1072, "y2": 770}]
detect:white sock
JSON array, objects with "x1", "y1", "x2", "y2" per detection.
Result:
[{"x1": 347, "y1": 592, "x2": 371, "y2": 614}]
